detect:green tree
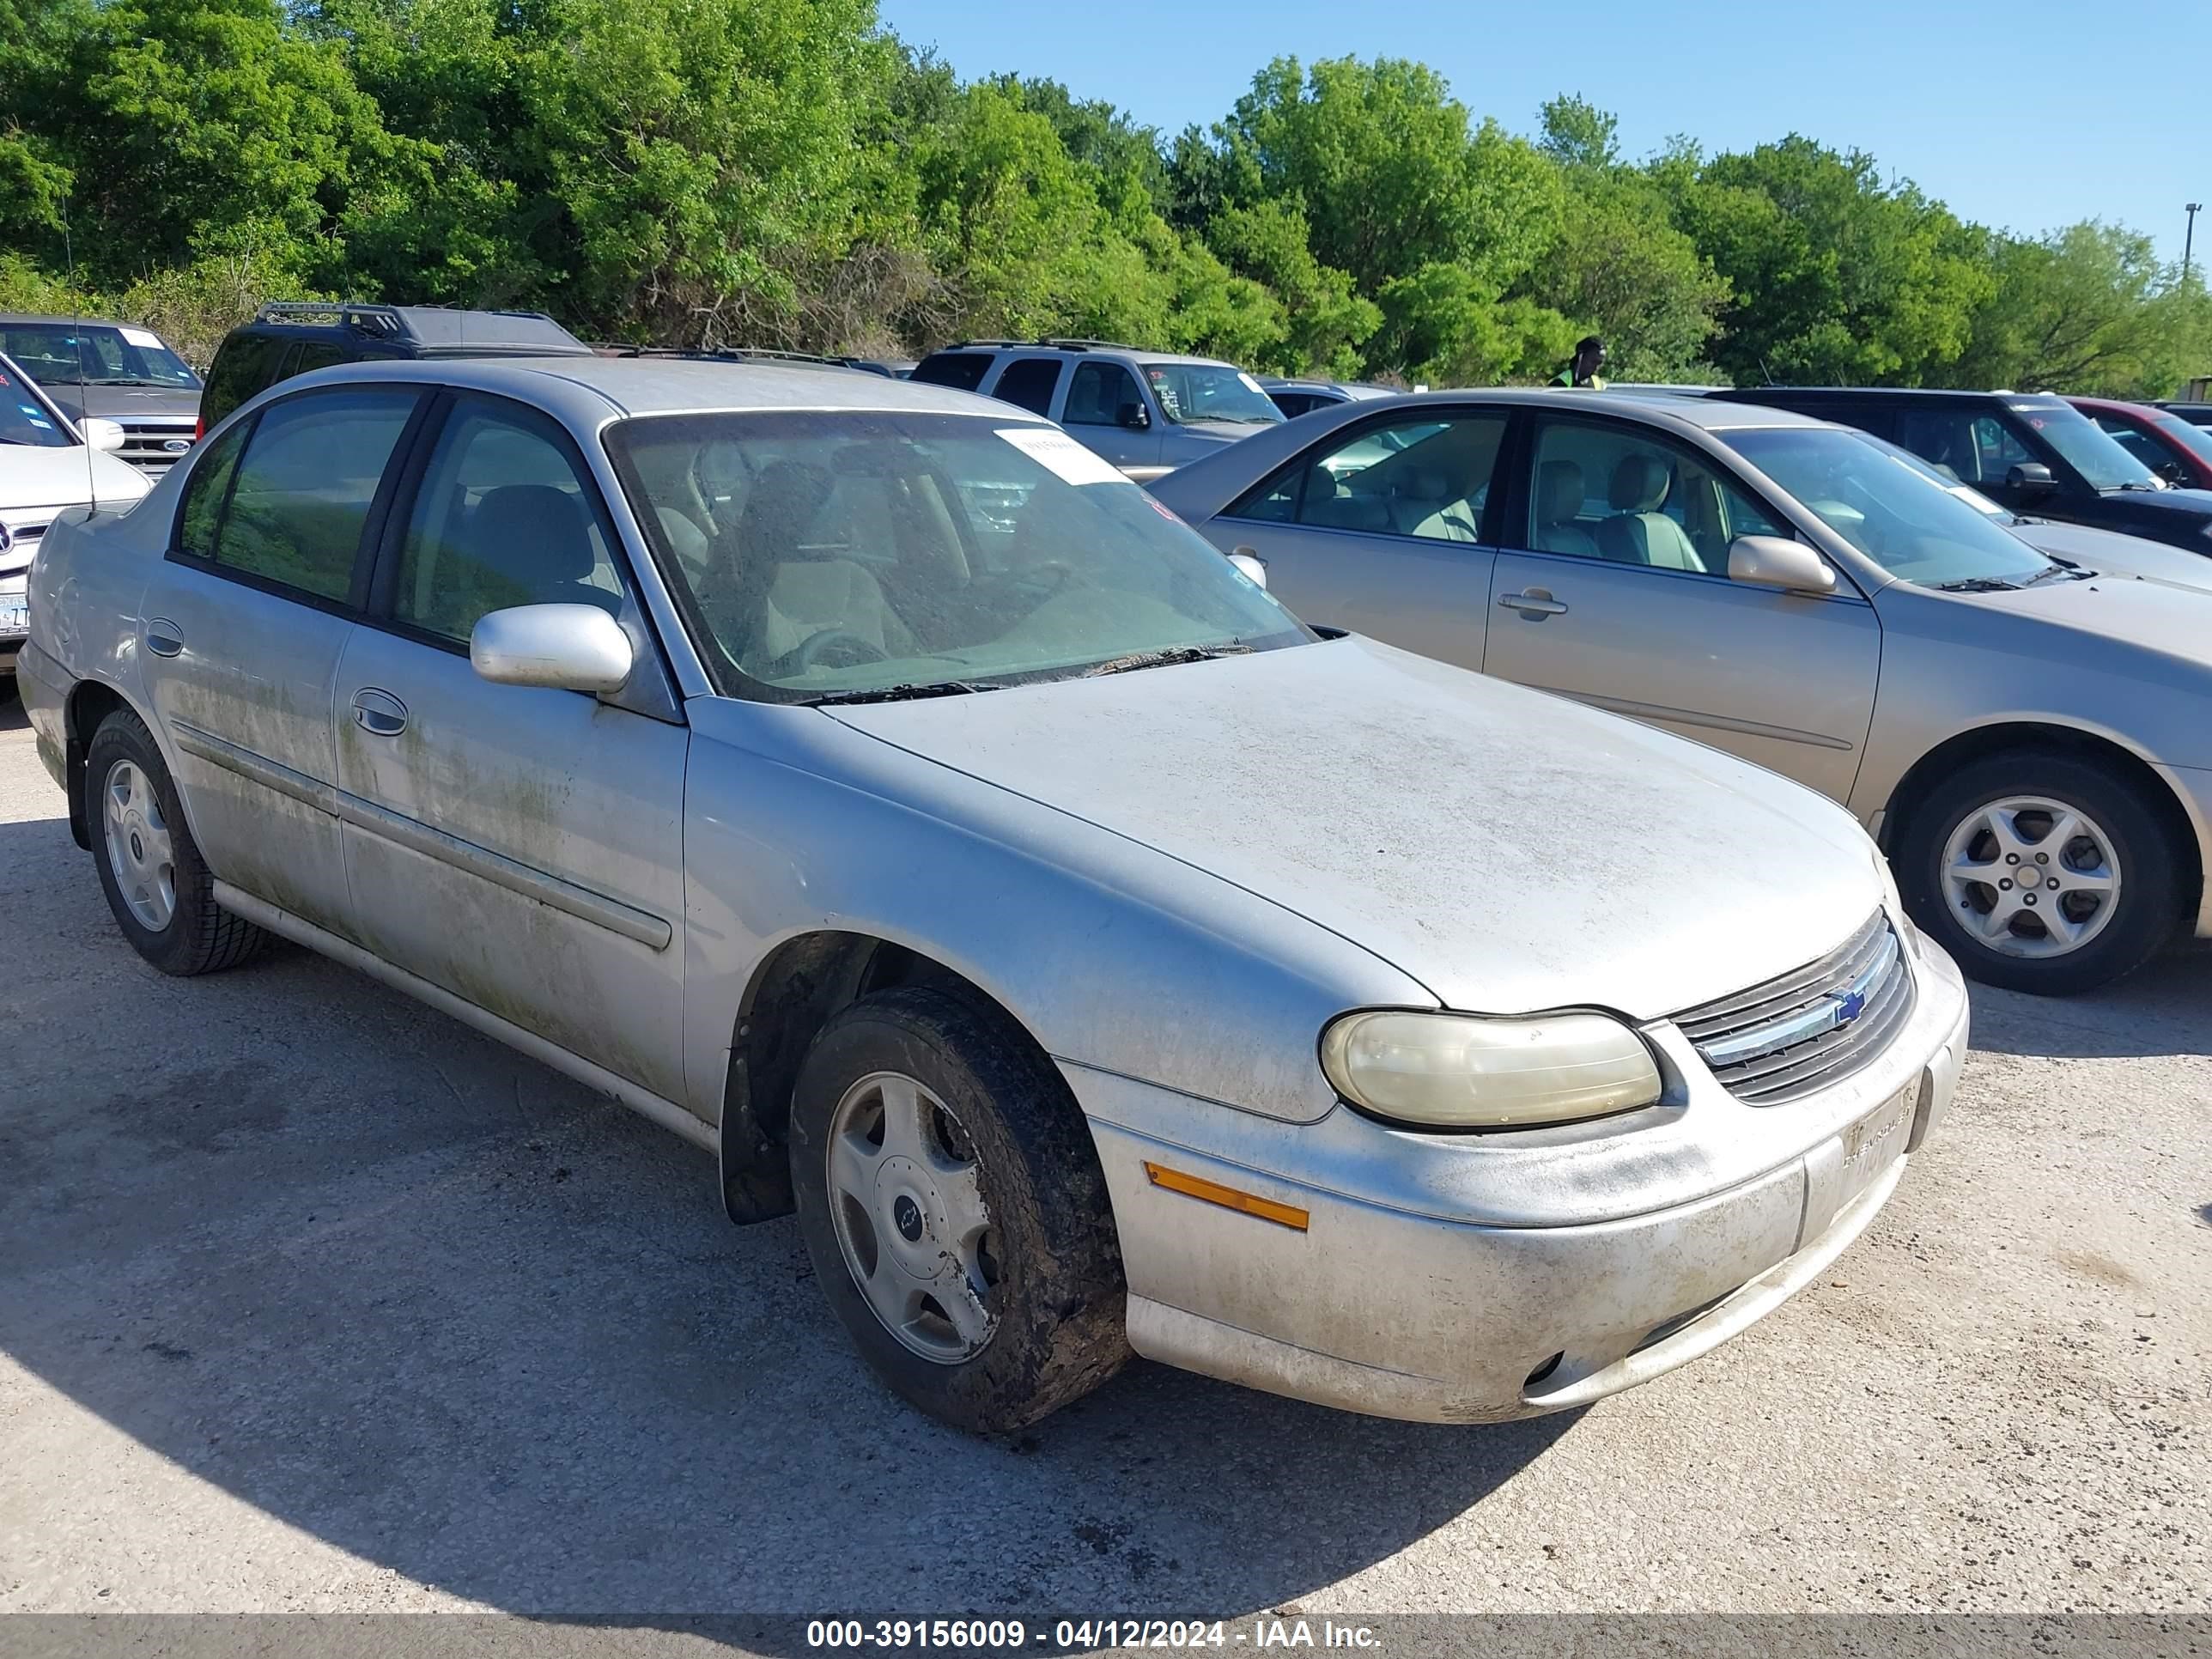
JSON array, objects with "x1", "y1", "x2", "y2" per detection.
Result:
[{"x1": 1954, "y1": 222, "x2": 2210, "y2": 397}]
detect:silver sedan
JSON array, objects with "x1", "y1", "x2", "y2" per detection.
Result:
[
  {"x1": 19, "y1": 360, "x2": 1965, "y2": 1431},
  {"x1": 1153, "y1": 389, "x2": 2212, "y2": 997}
]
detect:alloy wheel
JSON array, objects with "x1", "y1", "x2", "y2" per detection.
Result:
[{"x1": 1940, "y1": 794, "x2": 2120, "y2": 959}]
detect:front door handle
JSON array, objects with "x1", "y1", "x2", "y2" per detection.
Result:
[
  {"x1": 1498, "y1": 589, "x2": 1569, "y2": 617},
  {"x1": 351, "y1": 688, "x2": 408, "y2": 737},
  {"x1": 144, "y1": 619, "x2": 184, "y2": 657}
]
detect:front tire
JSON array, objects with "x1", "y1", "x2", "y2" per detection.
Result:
[
  {"x1": 1896, "y1": 752, "x2": 2178, "y2": 995},
  {"x1": 788, "y1": 986, "x2": 1128, "y2": 1434},
  {"x1": 85, "y1": 708, "x2": 268, "y2": 976}
]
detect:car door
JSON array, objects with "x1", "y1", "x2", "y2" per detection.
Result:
[
  {"x1": 1057, "y1": 359, "x2": 1161, "y2": 471},
  {"x1": 1189, "y1": 408, "x2": 1510, "y2": 669},
  {"x1": 140, "y1": 383, "x2": 426, "y2": 937},
  {"x1": 1481, "y1": 411, "x2": 1881, "y2": 802},
  {"x1": 332, "y1": 390, "x2": 690, "y2": 1102}
]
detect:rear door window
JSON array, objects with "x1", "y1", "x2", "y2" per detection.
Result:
[
  {"x1": 1230, "y1": 415, "x2": 1502, "y2": 544},
  {"x1": 987, "y1": 356, "x2": 1063, "y2": 416},
  {"x1": 198, "y1": 388, "x2": 420, "y2": 603},
  {"x1": 908, "y1": 352, "x2": 994, "y2": 392},
  {"x1": 201, "y1": 336, "x2": 283, "y2": 428},
  {"x1": 1062, "y1": 361, "x2": 1145, "y2": 427}
]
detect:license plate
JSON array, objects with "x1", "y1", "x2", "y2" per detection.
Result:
[
  {"x1": 1836, "y1": 1085, "x2": 1913, "y2": 1200},
  {"x1": 0, "y1": 599, "x2": 27, "y2": 637}
]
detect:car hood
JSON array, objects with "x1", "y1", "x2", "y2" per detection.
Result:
[
  {"x1": 44, "y1": 384, "x2": 203, "y2": 422},
  {"x1": 827, "y1": 635, "x2": 1884, "y2": 1021},
  {"x1": 2075, "y1": 484, "x2": 2212, "y2": 540},
  {"x1": 2008, "y1": 517, "x2": 2212, "y2": 593},
  {"x1": 1166, "y1": 420, "x2": 1273, "y2": 445},
  {"x1": 0, "y1": 446, "x2": 149, "y2": 516},
  {"x1": 1923, "y1": 563, "x2": 2212, "y2": 671}
]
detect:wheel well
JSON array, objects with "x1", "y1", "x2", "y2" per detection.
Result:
[
  {"x1": 718, "y1": 932, "x2": 1020, "y2": 1224},
  {"x1": 1881, "y1": 722, "x2": 2203, "y2": 920},
  {"x1": 61, "y1": 680, "x2": 128, "y2": 851}
]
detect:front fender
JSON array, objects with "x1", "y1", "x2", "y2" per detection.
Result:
[{"x1": 677, "y1": 696, "x2": 1433, "y2": 1130}]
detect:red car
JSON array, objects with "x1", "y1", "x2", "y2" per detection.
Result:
[{"x1": 2068, "y1": 395, "x2": 2212, "y2": 489}]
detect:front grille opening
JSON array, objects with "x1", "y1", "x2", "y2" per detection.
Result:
[
  {"x1": 1674, "y1": 912, "x2": 1914, "y2": 1105},
  {"x1": 1523, "y1": 1352, "x2": 1565, "y2": 1389}
]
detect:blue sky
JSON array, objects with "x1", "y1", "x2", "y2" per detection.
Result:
[{"x1": 878, "y1": 0, "x2": 2212, "y2": 264}]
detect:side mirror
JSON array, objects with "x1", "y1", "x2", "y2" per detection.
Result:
[
  {"x1": 1118, "y1": 401, "x2": 1152, "y2": 431},
  {"x1": 2005, "y1": 462, "x2": 2058, "y2": 497},
  {"x1": 81, "y1": 416, "x2": 126, "y2": 453},
  {"x1": 1227, "y1": 546, "x2": 1269, "y2": 589},
  {"x1": 469, "y1": 603, "x2": 634, "y2": 693},
  {"x1": 1727, "y1": 534, "x2": 1836, "y2": 595},
  {"x1": 2156, "y1": 458, "x2": 2188, "y2": 484}
]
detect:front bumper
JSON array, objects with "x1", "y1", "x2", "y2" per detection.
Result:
[{"x1": 1068, "y1": 927, "x2": 1970, "y2": 1424}]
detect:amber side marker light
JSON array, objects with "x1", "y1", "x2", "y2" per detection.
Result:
[{"x1": 1142, "y1": 1161, "x2": 1310, "y2": 1231}]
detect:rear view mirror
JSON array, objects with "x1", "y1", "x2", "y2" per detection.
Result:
[
  {"x1": 81, "y1": 416, "x2": 126, "y2": 453},
  {"x1": 1118, "y1": 402, "x2": 1151, "y2": 430},
  {"x1": 2005, "y1": 462, "x2": 2058, "y2": 497},
  {"x1": 1227, "y1": 547, "x2": 1269, "y2": 588},
  {"x1": 470, "y1": 603, "x2": 634, "y2": 693},
  {"x1": 1728, "y1": 535, "x2": 1836, "y2": 595}
]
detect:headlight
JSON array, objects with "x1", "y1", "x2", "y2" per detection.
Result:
[{"x1": 1319, "y1": 1009, "x2": 1662, "y2": 1129}]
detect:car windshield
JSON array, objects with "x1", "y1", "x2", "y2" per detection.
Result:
[
  {"x1": 2013, "y1": 400, "x2": 2159, "y2": 491},
  {"x1": 2151, "y1": 412, "x2": 2212, "y2": 468},
  {"x1": 606, "y1": 410, "x2": 1310, "y2": 701},
  {"x1": 1724, "y1": 427, "x2": 2057, "y2": 588},
  {"x1": 0, "y1": 362, "x2": 74, "y2": 447},
  {"x1": 1141, "y1": 363, "x2": 1284, "y2": 427},
  {"x1": 0, "y1": 323, "x2": 202, "y2": 388},
  {"x1": 1863, "y1": 434, "x2": 2016, "y2": 521}
]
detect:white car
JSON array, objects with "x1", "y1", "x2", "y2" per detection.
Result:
[{"x1": 2, "y1": 349, "x2": 149, "y2": 684}]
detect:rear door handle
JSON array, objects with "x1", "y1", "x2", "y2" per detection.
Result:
[
  {"x1": 1498, "y1": 590, "x2": 1569, "y2": 617},
  {"x1": 144, "y1": 619, "x2": 184, "y2": 657},
  {"x1": 351, "y1": 688, "x2": 408, "y2": 737}
]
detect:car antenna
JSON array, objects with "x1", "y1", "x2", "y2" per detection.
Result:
[{"x1": 63, "y1": 196, "x2": 97, "y2": 513}]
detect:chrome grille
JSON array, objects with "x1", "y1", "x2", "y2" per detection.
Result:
[
  {"x1": 113, "y1": 416, "x2": 198, "y2": 478},
  {"x1": 1674, "y1": 912, "x2": 1913, "y2": 1105}
]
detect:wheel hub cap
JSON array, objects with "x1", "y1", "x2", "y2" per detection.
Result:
[
  {"x1": 825, "y1": 1072, "x2": 1000, "y2": 1364},
  {"x1": 1940, "y1": 794, "x2": 2120, "y2": 960},
  {"x1": 101, "y1": 759, "x2": 177, "y2": 933}
]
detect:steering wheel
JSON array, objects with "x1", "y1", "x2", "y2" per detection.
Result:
[{"x1": 793, "y1": 628, "x2": 890, "y2": 671}]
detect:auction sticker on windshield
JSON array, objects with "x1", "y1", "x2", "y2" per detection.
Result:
[
  {"x1": 119, "y1": 326, "x2": 164, "y2": 349},
  {"x1": 997, "y1": 426, "x2": 1127, "y2": 486}
]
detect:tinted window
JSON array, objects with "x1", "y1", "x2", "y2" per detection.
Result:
[
  {"x1": 1231, "y1": 415, "x2": 1502, "y2": 544},
  {"x1": 394, "y1": 399, "x2": 623, "y2": 642},
  {"x1": 0, "y1": 362, "x2": 71, "y2": 447},
  {"x1": 989, "y1": 357, "x2": 1062, "y2": 416},
  {"x1": 1523, "y1": 418, "x2": 1783, "y2": 573},
  {"x1": 2094, "y1": 418, "x2": 2173, "y2": 475},
  {"x1": 1063, "y1": 361, "x2": 1143, "y2": 426},
  {"x1": 0, "y1": 322, "x2": 198, "y2": 387},
  {"x1": 178, "y1": 423, "x2": 250, "y2": 556},
  {"x1": 208, "y1": 389, "x2": 417, "y2": 601},
  {"x1": 908, "y1": 352, "x2": 994, "y2": 392},
  {"x1": 201, "y1": 336, "x2": 283, "y2": 428},
  {"x1": 1267, "y1": 392, "x2": 1319, "y2": 418}
]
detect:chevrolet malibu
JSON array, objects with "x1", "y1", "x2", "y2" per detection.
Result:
[
  {"x1": 1152, "y1": 389, "x2": 2212, "y2": 997},
  {"x1": 17, "y1": 359, "x2": 1966, "y2": 1431}
]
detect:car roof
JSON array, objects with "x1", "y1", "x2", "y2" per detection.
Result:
[
  {"x1": 0, "y1": 312, "x2": 147, "y2": 331},
  {"x1": 1723, "y1": 386, "x2": 2072, "y2": 407},
  {"x1": 2067, "y1": 394, "x2": 2163, "y2": 417},
  {"x1": 262, "y1": 355, "x2": 1038, "y2": 425}
]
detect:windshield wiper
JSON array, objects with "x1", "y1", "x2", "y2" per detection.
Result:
[
  {"x1": 2111, "y1": 482, "x2": 2166, "y2": 493},
  {"x1": 2021, "y1": 560, "x2": 2086, "y2": 586},
  {"x1": 1081, "y1": 642, "x2": 1253, "y2": 678},
  {"x1": 88, "y1": 377, "x2": 184, "y2": 388},
  {"x1": 1934, "y1": 576, "x2": 2021, "y2": 592},
  {"x1": 799, "y1": 679, "x2": 1005, "y2": 707}
]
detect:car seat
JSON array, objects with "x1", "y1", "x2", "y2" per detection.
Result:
[
  {"x1": 465, "y1": 484, "x2": 621, "y2": 612},
  {"x1": 735, "y1": 459, "x2": 915, "y2": 666},
  {"x1": 1596, "y1": 455, "x2": 1703, "y2": 570},
  {"x1": 1533, "y1": 459, "x2": 1597, "y2": 556}
]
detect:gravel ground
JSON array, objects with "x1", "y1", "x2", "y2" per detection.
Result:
[{"x1": 0, "y1": 698, "x2": 2206, "y2": 1617}]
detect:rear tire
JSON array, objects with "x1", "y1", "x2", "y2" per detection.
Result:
[
  {"x1": 1896, "y1": 752, "x2": 2178, "y2": 995},
  {"x1": 85, "y1": 708, "x2": 268, "y2": 976},
  {"x1": 788, "y1": 986, "x2": 1128, "y2": 1434}
]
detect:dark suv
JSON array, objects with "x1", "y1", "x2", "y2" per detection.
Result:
[
  {"x1": 200, "y1": 302, "x2": 592, "y2": 433},
  {"x1": 0, "y1": 313, "x2": 204, "y2": 479},
  {"x1": 1713, "y1": 386, "x2": 2212, "y2": 554}
]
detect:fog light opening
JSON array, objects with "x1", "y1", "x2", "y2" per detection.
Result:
[{"x1": 1523, "y1": 1352, "x2": 1565, "y2": 1389}]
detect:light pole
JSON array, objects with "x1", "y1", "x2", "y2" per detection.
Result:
[{"x1": 2188, "y1": 204, "x2": 2203, "y2": 284}]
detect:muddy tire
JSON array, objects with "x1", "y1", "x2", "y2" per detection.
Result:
[
  {"x1": 788, "y1": 985, "x2": 1128, "y2": 1434},
  {"x1": 1896, "y1": 752, "x2": 2177, "y2": 996},
  {"x1": 86, "y1": 708, "x2": 268, "y2": 976}
]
